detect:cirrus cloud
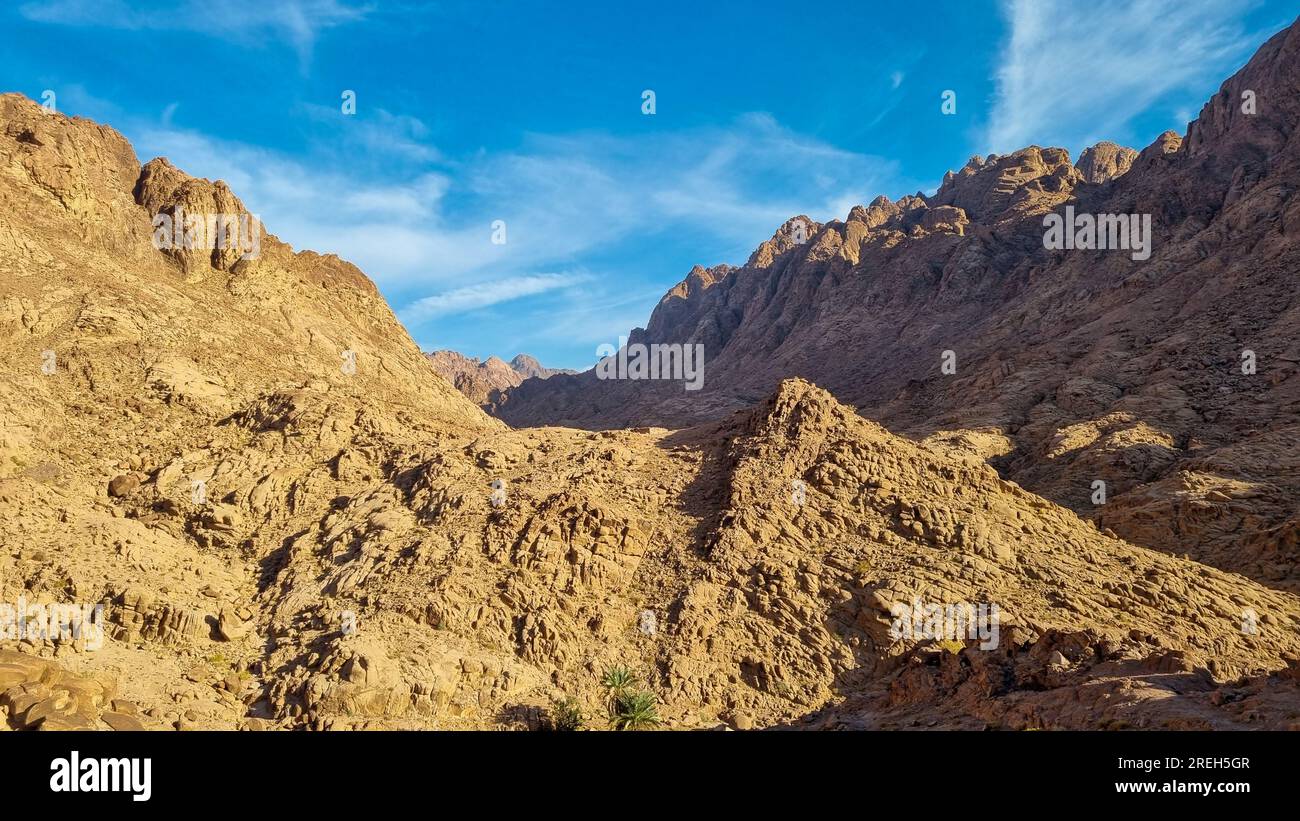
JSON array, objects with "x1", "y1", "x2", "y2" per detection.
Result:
[{"x1": 985, "y1": 0, "x2": 1265, "y2": 155}]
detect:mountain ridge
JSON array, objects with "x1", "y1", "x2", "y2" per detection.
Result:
[{"x1": 489, "y1": 18, "x2": 1300, "y2": 593}]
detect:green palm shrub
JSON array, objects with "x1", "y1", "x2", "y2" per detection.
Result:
[
  {"x1": 611, "y1": 690, "x2": 660, "y2": 731},
  {"x1": 601, "y1": 664, "x2": 636, "y2": 695}
]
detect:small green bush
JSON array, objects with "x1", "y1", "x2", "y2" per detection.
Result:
[
  {"x1": 611, "y1": 690, "x2": 660, "y2": 731},
  {"x1": 601, "y1": 664, "x2": 636, "y2": 695},
  {"x1": 548, "y1": 697, "x2": 585, "y2": 731}
]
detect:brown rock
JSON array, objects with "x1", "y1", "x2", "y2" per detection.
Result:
[{"x1": 107, "y1": 474, "x2": 140, "y2": 497}]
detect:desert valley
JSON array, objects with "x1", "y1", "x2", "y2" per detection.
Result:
[{"x1": 1, "y1": 16, "x2": 1299, "y2": 737}]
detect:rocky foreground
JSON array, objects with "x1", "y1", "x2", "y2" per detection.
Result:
[{"x1": 2, "y1": 21, "x2": 1299, "y2": 731}]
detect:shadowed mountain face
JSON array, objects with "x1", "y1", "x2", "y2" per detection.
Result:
[
  {"x1": 491, "y1": 20, "x2": 1300, "y2": 591},
  {"x1": 1, "y1": 21, "x2": 1299, "y2": 734}
]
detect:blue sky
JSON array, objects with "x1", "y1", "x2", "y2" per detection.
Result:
[{"x1": 2, "y1": 1, "x2": 1294, "y2": 369}]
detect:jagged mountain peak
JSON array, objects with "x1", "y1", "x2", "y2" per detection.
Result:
[
  {"x1": 426, "y1": 348, "x2": 575, "y2": 405},
  {"x1": 1075, "y1": 141, "x2": 1139, "y2": 184},
  {"x1": 508, "y1": 353, "x2": 543, "y2": 374},
  {"x1": 930, "y1": 145, "x2": 1076, "y2": 221},
  {"x1": 1183, "y1": 19, "x2": 1300, "y2": 160}
]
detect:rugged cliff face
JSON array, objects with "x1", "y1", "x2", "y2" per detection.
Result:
[
  {"x1": 491, "y1": 20, "x2": 1300, "y2": 591},
  {"x1": 1, "y1": 20, "x2": 1299, "y2": 733}
]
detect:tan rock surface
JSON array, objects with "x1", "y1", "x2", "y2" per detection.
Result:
[{"x1": 3, "y1": 21, "x2": 1300, "y2": 731}]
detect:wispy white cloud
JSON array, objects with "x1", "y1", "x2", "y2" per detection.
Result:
[
  {"x1": 298, "y1": 103, "x2": 443, "y2": 163},
  {"x1": 74, "y1": 89, "x2": 909, "y2": 360},
  {"x1": 19, "y1": 0, "x2": 369, "y2": 68},
  {"x1": 399, "y1": 273, "x2": 587, "y2": 323},
  {"x1": 129, "y1": 122, "x2": 453, "y2": 269},
  {"x1": 127, "y1": 107, "x2": 907, "y2": 294},
  {"x1": 985, "y1": 0, "x2": 1262, "y2": 155}
]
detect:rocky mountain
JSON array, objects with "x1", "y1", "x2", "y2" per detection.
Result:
[
  {"x1": 425, "y1": 349, "x2": 573, "y2": 405},
  {"x1": 1, "y1": 19, "x2": 1299, "y2": 733},
  {"x1": 491, "y1": 20, "x2": 1300, "y2": 595},
  {"x1": 508, "y1": 353, "x2": 573, "y2": 380}
]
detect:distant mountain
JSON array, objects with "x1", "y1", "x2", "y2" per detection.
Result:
[
  {"x1": 425, "y1": 349, "x2": 574, "y2": 404},
  {"x1": 508, "y1": 353, "x2": 574, "y2": 380}
]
